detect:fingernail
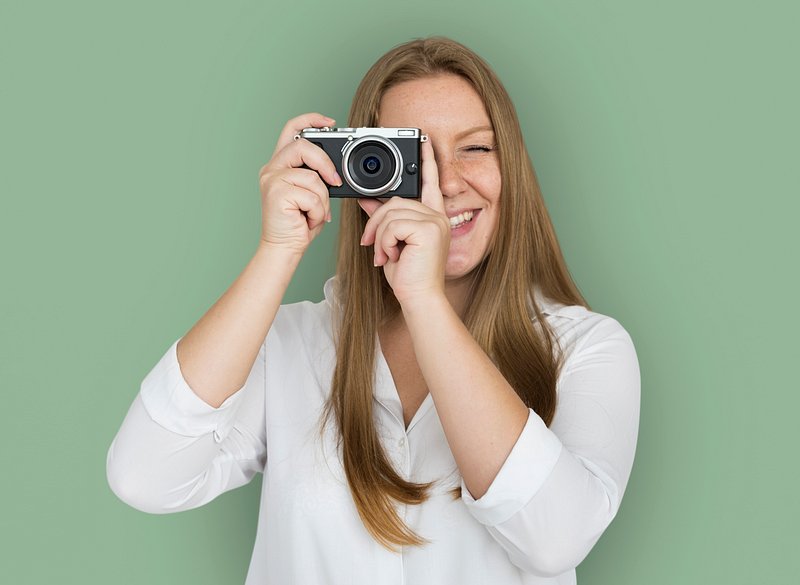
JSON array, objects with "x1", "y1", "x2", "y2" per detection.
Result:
[
  {"x1": 326, "y1": 212, "x2": 332, "y2": 223},
  {"x1": 333, "y1": 171, "x2": 342, "y2": 186}
]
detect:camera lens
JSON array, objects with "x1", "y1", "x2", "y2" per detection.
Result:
[
  {"x1": 362, "y1": 155, "x2": 381, "y2": 174},
  {"x1": 341, "y1": 134, "x2": 404, "y2": 196},
  {"x1": 345, "y1": 139, "x2": 398, "y2": 194}
]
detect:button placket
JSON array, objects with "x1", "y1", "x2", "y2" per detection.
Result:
[{"x1": 398, "y1": 432, "x2": 411, "y2": 476}]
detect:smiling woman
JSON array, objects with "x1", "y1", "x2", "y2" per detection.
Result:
[{"x1": 107, "y1": 35, "x2": 641, "y2": 585}]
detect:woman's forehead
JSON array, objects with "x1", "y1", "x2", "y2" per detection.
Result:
[{"x1": 377, "y1": 77, "x2": 492, "y2": 138}]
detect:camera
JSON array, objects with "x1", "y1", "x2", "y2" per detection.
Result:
[{"x1": 294, "y1": 127, "x2": 427, "y2": 198}]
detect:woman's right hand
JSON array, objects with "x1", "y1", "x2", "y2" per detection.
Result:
[{"x1": 257, "y1": 112, "x2": 343, "y2": 255}]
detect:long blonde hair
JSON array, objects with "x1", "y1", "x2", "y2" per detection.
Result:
[{"x1": 321, "y1": 36, "x2": 589, "y2": 552}]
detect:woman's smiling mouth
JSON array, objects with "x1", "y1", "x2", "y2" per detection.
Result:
[{"x1": 448, "y1": 209, "x2": 480, "y2": 235}]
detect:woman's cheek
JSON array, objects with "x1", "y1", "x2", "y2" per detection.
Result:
[{"x1": 462, "y1": 158, "x2": 501, "y2": 182}]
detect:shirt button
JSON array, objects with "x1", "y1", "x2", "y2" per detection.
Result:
[{"x1": 398, "y1": 437, "x2": 406, "y2": 447}]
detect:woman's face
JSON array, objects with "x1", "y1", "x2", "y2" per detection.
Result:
[{"x1": 377, "y1": 73, "x2": 501, "y2": 279}]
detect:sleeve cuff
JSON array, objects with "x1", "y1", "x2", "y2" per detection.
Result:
[
  {"x1": 461, "y1": 408, "x2": 563, "y2": 526},
  {"x1": 139, "y1": 337, "x2": 246, "y2": 443}
]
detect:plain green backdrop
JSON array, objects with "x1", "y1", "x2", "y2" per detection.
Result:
[{"x1": 1, "y1": 0, "x2": 797, "y2": 583}]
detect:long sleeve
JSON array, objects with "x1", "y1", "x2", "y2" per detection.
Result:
[
  {"x1": 460, "y1": 314, "x2": 641, "y2": 577},
  {"x1": 106, "y1": 336, "x2": 268, "y2": 514}
]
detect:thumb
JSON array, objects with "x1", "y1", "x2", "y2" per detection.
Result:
[
  {"x1": 420, "y1": 139, "x2": 445, "y2": 214},
  {"x1": 357, "y1": 198, "x2": 383, "y2": 217}
]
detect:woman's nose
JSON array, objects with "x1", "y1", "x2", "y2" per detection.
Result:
[{"x1": 437, "y1": 158, "x2": 468, "y2": 197}]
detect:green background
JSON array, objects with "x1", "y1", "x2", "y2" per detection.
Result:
[{"x1": 1, "y1": 0, "x2": 797, "y2": 583}]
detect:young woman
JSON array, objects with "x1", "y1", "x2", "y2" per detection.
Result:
[{"x1": 107, "y1": 36, "x2": 641, "y2": 584}]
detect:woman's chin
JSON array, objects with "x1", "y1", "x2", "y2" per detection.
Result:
[
  {"x1": 444, "y1": 257, "x2": 479, "y2": 280},
  {"x1": 444, "y1": 245, "x2": 493, "y2": 280}
]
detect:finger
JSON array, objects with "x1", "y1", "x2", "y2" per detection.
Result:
[
  {"x1": 268, "y1": 138, "x2": 342, "y2": 187},
  {"x1": 357, "y1": 198, "x2": 383, "y2": 218},
  {"x1": 375, "y1": 218, "x2": 425, "y2": 266},
  {"x1": 359, "y1": 197, "x2": 394, "y2": 246},
  {"x1": 281, "y1": 184, "x2": 328, "y2": 230},
  {"x1": 359, "y1": 196, "x2": 430, "y2": 246},
  {"x1": 370, "y1": 208, "x2": 427, "y2": 263},
  {"x1": 271, "y1": 112, "x2": 336, "y2": 158},
  {"x1": 275, "y1": 168, "x2": 331, "y2": 220},
  {"x1": 420, "y1": 139, "x2": 446, "y2": 214}
]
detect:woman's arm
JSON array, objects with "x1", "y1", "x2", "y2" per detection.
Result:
[
  {"x1": 106, "y1": 112, "x2": 339, "y2": 512},
  {"x1": 403, "y1": 299, "x2": 641, "y2": 576},
  {"x1": 178, "y1": 110, "x2": 339, "y2": 408},
  {"x1": 106, "y1": 335, "x2": 268, "y2": 513},
  {"x1": 106, "y1": 244, "x2": 298, "y2": 512},
  {"x1": 176, "y1": 244, "x2": 301, "y2": 408},
  {"x1": 105, "y1": 245, "x2": 296, "y2": 513},
  {"x1": 360, "y1": 135, "x2": 640, "y2": 575},
  {"x1": 401, "y1": 293, "x2": 530, "y2": 498}
]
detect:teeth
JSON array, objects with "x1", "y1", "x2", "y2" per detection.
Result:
[{"x1": 448, "y1": 210, "x2": 474, "y2": 228}]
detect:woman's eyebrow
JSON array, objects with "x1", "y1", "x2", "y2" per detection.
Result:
[{"x1": 454, "y1": 125, "x2": 494, "y2": 140}]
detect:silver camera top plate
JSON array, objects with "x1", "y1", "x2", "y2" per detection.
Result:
[{"x1": 294, "y1": 127, "x2": 427, "y2": 142}]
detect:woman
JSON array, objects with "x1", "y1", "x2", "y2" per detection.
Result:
[{"x1": 107, "y1": 36, "x2": 641, "y2": 584}]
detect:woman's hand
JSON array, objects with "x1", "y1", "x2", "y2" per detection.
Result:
[
  {"x1": 358, "y1": 139, "x2": 451, "y2": 305},
  {"x1": 257, "y1": 113, "x2": 342, "y2": 255}
]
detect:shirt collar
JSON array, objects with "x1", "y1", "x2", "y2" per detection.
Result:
[
  {"x1": 531, "y1": 284, "x2": 565, "y2": 316},
  {"x1": 323, "y1": 276, "x2": 338, "y2": 306}
]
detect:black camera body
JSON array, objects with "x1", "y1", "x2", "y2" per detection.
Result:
[{"x1": 295, "y1": 127, "x2": 427, "y2": 198}]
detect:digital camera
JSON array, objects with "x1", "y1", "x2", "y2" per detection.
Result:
[{"x1": 295, "y1": 127, "x2": 427, "y2": 198}]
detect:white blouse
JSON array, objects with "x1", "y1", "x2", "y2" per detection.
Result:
[{"x1": 106, "y1": 276, "x2": 640, "y2": 584}]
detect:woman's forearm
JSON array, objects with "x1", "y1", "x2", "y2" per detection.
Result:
[
  {"x1": 175, "y1": 244, "x2": 302, "y2": 408},
  {"x1": 400, "y1": 294, "x2": 530, "y2": 499}
]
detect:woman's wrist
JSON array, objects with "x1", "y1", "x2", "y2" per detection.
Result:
[
  {"x1": 255, "y1": 241, "x2": 305, "y2": 267},
  {"x1": 399, "y1": 289, "x2": 452, "y2": 323}
]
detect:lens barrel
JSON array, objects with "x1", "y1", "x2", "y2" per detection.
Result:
[{"x1": 342, "y1": 135, "x2": 403, "y2": 196}]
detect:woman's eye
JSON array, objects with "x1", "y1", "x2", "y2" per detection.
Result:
[{"x1": 464, "y1": 145, "x2": 494, "y2": 152}]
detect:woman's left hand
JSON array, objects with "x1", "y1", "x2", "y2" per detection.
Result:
[{"x1": 358, "y1": 139, "x2": 451, "y2": 306}]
